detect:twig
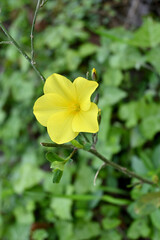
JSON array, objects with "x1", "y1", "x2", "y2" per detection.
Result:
[
  {"x1": 92, "y1": 133, "x2": 98, "y2": 148},
  {"x1": 0, "y1": 41, "x2": 12, "y2": 45},
  {"x1": 89, "y1": 148, "x2": 154, "y2": 186},
  {"x1": 30, "y1": 0, "x2": 41, "y2": 65},
  {"x1": 80, "y1": 133, "x2": 90, "y2": 143},
  {"x1": 94, "y1": 163, "x2": 106, "y2": 186},
  {"x1": 40, "y1": 142, "x2": 75, "y2": 149},
  {"x1": 40, "y1": 0, "x2": 48, "y2": 7},
  {"x1": 41, "y1": 142, "x2": 155, "y2": 185},
  {"x1": 0, "y1": 22, "x2": 45, "y2": 82}
]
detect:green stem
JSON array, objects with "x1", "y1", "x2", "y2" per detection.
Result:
[
  {"x1": 0, "y1": 22, "x2": 45, "y2": 83},
  {"x1": 31, "y1": 0, "x2": 41, "y2": 64},
  {"x1": 89, "y1": 148, "x2": 154, "y2": 185},
  {"x1": 0, "y1": 41, "x2": 12, "y2": 44},
  {"x1": 40, "y1": 142, "x2": 74, "y2": 149},
  {"x1": 40, "y1": 0, "x2": 48, "y2": 7},
  {"x1": 41, "y1": 142, "x2": 155, "y2": 185},
  {"x1": 80, "y1": 133, "x2": 90, "y2": 143}
]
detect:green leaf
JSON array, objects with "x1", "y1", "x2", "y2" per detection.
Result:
[
  {"x1": 32, "y1": 229, "x2": 48, "y2": 240},
  {"x1": 78, "y1": 43, "x2": 97, "y2": 58},
  {"x1": 109, "y1": 45, "x2": 144, "y2": 70},
  {"x1": 100, "y1": 87, "x2": 127, "y2": 106},
  {"x1": 131, "y1": 156, "x2": 148, "y2": 175},
  {"x1": 147, "y1": 47, "x2": 160, "y2": 74},
  {"x1": 100, "y1": 230, "x2": 122, "y2": 240},
  {"x1": 130, "y1": 127, "x2": 146, "y2": 148},
  {"x1": 11, "y1": 163, "x2": 44, "y2": 194},
  {"x1": 75, "y1": 164, "x2": 96, "y2": 194},
  {"x1": 102, "y1": 217, "x2": 121, "y2": 230},
  {"x1": 52, "y1": 169, "x2": 63, "y2": 183},
  {"x1": 127, "y1": 219, "x2": 150, "y2": 239},
  {"x1": 71, "y1": 139, "x2": 83, "y2": 149},
  {"x1": 66, "y1": 49, "x2": 81, "y2": 71},
  {"x1": 74, "y1": 222, "x2": 100, "y2": 240},
  {"x1": 56, "y1": 221, "x2": 73, "y2": 240},
  {"x1": 152, "y1": 144, "x2": 160, "y2": 169},
  {"x1": 51, "y1": 161, "x2": 65, "y2": 171},
  {"x1": 51, "y1": 197, "x2": 72, "y2": 220},
  {"x1": 83, "y1": 142, "x2": 92, "y2": 151},
  {"x1": 103, "y1": 68, "x2": 123, "y2": 87},
  {"x1": 118, "y1": 102, "x2": 138, "y2": 128},
  {"x1": 130, "y1": 17, "x2": 160, "y2": 48},
  {"x1": 140, "y1": 114, "x2": 160, "y2": 140},
  {"x1": 134, "y1": 192, "x2": 160, "y2": 216},
  {"x1": 5, "y1": 224, "x2": 31, "y2": 240},
  {"x1": 46, "y1": 152, "x2": 65, "y2": 163},
  {"x1": 151, "y1": 209, "x2": 160, "y2": 230}
]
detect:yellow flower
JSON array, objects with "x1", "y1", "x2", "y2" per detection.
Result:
[{"x1": 33, "y1": 73, "x2": 99, "y2": 144}]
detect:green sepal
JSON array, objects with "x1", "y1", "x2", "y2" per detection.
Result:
[
  {"x1": 83, "y1": 142, "x2": 92, "y2": 151},
  {"x1": 71, "y1": 139, "x2": 83, "y2": 149},
  {"x1": 52, "y1": 169, "x2": 63, "y2": 183},
  {"x1": 46, "y1": 152, "x2": 65, "y2": 163}
]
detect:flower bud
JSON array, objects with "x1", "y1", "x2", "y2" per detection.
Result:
[{"x1": 91, "y1": 68, "x2": 97, "y2": 81}]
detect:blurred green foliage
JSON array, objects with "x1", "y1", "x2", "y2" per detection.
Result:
[{"x1": 1, "y1": 0, "x2": 160, "y2": 239}]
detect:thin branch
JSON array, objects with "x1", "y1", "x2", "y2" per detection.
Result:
[
  {"x1": 0, "y1": 22, "x2": 45, "y2": 82},
  {"x1": 40, "y1": 0, "x2": 48, "y2": 7},
  {"x1": 94, "y1": 163, "x2": 106, "y2": 186},
  {"x1": 41, "y1": 142, "x2": 155, "y2": 185},
  {"x1": 40, "y1": 142, "x2": 75, "y2": 149},
  {"x1": 30, "y1": 0, "x2": 41, "y2": 65},
  {"x1": 80, "y1": 133, "x2": 90, "y2": 143},
  {"x1": 89, "y1": 148, "x2": 155, "y2": 186},
  {"x1": 0, "y1": 41, "x2": 12, "y2": 45}
]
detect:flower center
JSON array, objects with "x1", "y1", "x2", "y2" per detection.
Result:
[{"x1": 70, "y1": 102, "x2": 80, "y2": 113}]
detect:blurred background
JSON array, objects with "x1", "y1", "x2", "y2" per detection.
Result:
[{"x1": 1, "y1": 0, "x2": 160, "y2": 239}]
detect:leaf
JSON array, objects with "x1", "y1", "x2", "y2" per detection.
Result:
[
  {"x1": 109, "y1": 45, "x2": 144, "y2": 70},
  {"x1": 130, "y1": 17, "x2": 160, "y2": 48},
  {"x1": 127, "y1": 219, "x2": 150, "y2": 239},
  {"x1": 131, "y1": 156, "x2": 148, "y2": 175},
  {"x1": 134, "y1": 192, "x2": 160, "y2": 216},
  {"x1": 52, "y1": 169, "x2": 63, "y2": 183},
  {"x1": 32, "y1": 229, "x2": 48, "y2": 240},
  {"x1": 103, "y1": 68, "x2": 123, "y2": 87},
  {"x1": 152, "y1": 144, "x2": 160, "y2": 169},
  {"x1": 118, "y1": 102, "x2": 138, "y2": 127},
  {"x1": 66, "y1": 49, "x2": 81, "y2": 71},
  {"x1": 130, "y1": 127, "x2": 146, "y2": 148},
  {"x1": 56, "y1": 221, "x2": 73, "y2": 240},
  {"x1": 46, "y1": 152, "x2": 65, "y2": 163},
  {"x1": 75, "y1": 164, "x2": 96, "y2": 194},
  {"x1": 51, "y1": 197, "x2": 72, "y2": 220},
  {"x1": 151, "y1": 209, "x2": 160, "y2": 230},
  {"x1": 102, "y1": 217, "x2": 121, "y2": 230},
  {"x1": 83, "y1": 142, "x2": 92, "y2": 151},
  {"x1": 140, "y1": 114, "x2": 160, "y2": 140},
  {"x1": 146, "y1": 47, "x2": 160, "y2": 74},
  {"x1": 100, "y1": 87, "x2": 127, "y2": 106},
  {"x1": 100, "y1": 230, "x2": 122, "y2": 240},
  {"x1": 96, "y1": 27, "x2": 132, "y2": 45},
  {"x1": 11, "y1": 163, "x2": 44, "y2": 194},
  {"x1": 71, "y1": 139, "x2": 83, "y2": 149},
  {"x1": 5, "y1": 224, "x2": 31, "y2": 240},
  {"x1": 74, "y1": 222, "x2": 100, "y2": 240},
  {"x1": 78, "y1": 43, "x2": 97, "y2": 58}
]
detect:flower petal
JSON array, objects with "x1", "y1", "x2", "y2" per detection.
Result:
[
  {"x1": 33, "y1": 93, "x2": 69, "y2": 127},
  {"x1": 72, "y1": 103, "x2": 99, "y2": 133},
  {"x1": 73, "y1": 77, "x2": 98, "y2": 111},
  {"x1": 47, "y1": 111, "x2": 78, "y2": 144},
  {"x1": 44, "y1": 73, "x2": 76, "y2": 100}
]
